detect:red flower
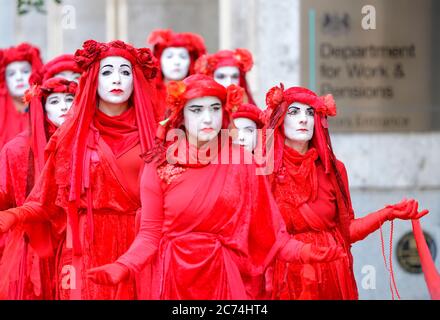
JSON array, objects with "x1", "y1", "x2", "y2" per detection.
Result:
[
  {"x1": 266, "y1": 84, "x2": 285, "y2": 110},
  {"x1": 166, "y1": 81, "x2": 186, "y2": 114},
  {"x1": 136, "y1": 48, "x2": 159, "y2": 79},
  {"x1": 74, "y1": 40, "x2": 102, "y2": 71},
  {"x1": 23, "y1": 84, "x2": 40, "y2": 104},
  {"x1": 317, "y1": 94, "x2": 337, "y2": 117},
  {"x1": 226, "y1": 84, "x2": 244, "y2": 114},
  {"x1": 234, "y1": 48, "x2": 253, "y2": 72}
]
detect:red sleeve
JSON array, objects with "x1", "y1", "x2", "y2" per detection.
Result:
[
  {"x1": 116, "y1": 163, "x2": 164, "y2": 274},
  {"x1": 4, "y1": 152, "x2": 66, "y2": 257},
  {"x1": 0, "y1": 145, "x2": 17, "y2": 210},
  {"x1": 336, "y1": 160, "x2": 355, "y2": 221}
]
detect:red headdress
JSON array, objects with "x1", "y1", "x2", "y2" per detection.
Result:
[
  {"x1": 0, "y1": 43, "x2": 43, "y2": 148},
  {"x1": 146, "y1": 74, "x2": 243, "y2": 164},
  {"x1": 30, "y1": 54, "x2": 82, "y2": 85},
  {"x1": 194, "y1": 48, "x2": 256, "y2": 105},
  {"x1": 148, "y1": 29, "x2": 207, "y2": 76},
  {"x1": 24, "y1": 77, "x2": 78, "y2": 179},
  {"x1": 231, "y1": 103, "x2": 265, "y2": 129},
  {"x1": 47, "y1": 40, "x2": 159, "y2": 254}
]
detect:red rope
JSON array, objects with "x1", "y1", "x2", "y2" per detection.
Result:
[{"x1": 379, "y1": 221, "x2": 401, "y2": 300}]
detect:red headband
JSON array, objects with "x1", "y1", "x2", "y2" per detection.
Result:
[
  {"x1": 148, "y1": 29, "x2": 206, "y2": 61},
  {"x1": 195, "y1": 49, "x2": 253, "y2": 76},
  {"x1": 231, "y1": 103, "x2": 265, "y2": 128},
  {"x1": 30, "y1": 54, "x2": 82, "y2": 85}
]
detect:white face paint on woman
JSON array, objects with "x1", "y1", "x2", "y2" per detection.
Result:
[
  {"x1": 44, "y1": 92, "x2": 74, "y2": 127},
  {"x1": 183, "y1": 96, "x2": 223, "y2": 146},
  {"x1": 5, "y1": 61, "x2": 32, "y2": 98},
  {"x1": 213, "y1": 66, "x2": 240, "y2": 88},
  {"x1": 284, "y1": 102, "x2": 315, "y2": 142},
  {"x1": 97, "y1": 56, "x2": 134, "y2": 105},
  {"x1": 160, "y1": 47, "x2": 190, "y2": 81},
  {"x1": 232, "y1": 117, "x2": 258, "y2": 152},
  {"x1": 54, "y1": 70, "x2": 81, "y2": 83}
]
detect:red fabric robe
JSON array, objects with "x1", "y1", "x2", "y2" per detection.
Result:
[
  {"x1": 271, "y1": 146, "x2": 358, "y2": 300},
  {"x1": 0, "y1": 132, "x2": 45, "y2": 300},
  {"x1": 6, "y1": 110, "x2": 144, "y2": 300},
  {"x1": 116, "y1": 142, "x2": 299, "y2": 300}
]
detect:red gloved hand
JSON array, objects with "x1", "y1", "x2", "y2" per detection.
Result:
[
  {"x1": 299, "y1": 243, "x2": 346, "y2": 264},
  {"x1": 0, "y1": 211, "x2": 18, "y2": 234},
  {"x1": 87, "y1": 263, "x2": 130, "y2": 286},
  {"x1": 387, "y1": 199, "x2": 429, "y2": 220},
  {"x1": 350, "y1": 199, "x2": 429, "y2": 243}
]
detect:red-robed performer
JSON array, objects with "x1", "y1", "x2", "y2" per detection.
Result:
[
  {"x1": 195, "y1": 48, "x2": 256, "y2": 105},
  {"x1": 86, "y1": 75, "x2": 344, "y2": 300},
  {"x1": 148, "y1": 29, "x2": 206, "y2": 121},
  {"x1": 0, "y1": 40, "x2": 160, "y2": 300},
  {"x1": 0, "y1": 43, "x2": 43, "y2": 150},
  {"x1": 263, "y1": 85, "x2": 429, "y2": 300},
  {"x1": 0, "y1": 78, "x2": 77, "y2": 300}
]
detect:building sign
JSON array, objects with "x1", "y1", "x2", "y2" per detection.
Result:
[
  {"x1": 301, "y1": 0, "x2": 434, "y2": 132},
  {"x1": 396, "y1": 231, "x2": 437, "y2": 274}
]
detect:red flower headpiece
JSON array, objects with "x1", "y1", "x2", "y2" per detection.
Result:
[
  {"x1": 24, "y1": 77, "x2": 78, "y2": 104},
  {"x1": 0, "y1": 42, "x2": 43, "y2": 86},
  {"x1": 231, "y1": 103, "x2": 265, "y2": 128},
  {"x1": 148, "y1": 29, "x2": 207, "y2": 61},
  {"x1": 74, "y1": 40, "x2": 159, "y2": 80},
  {"x1": 30, "y1": 54, "x2": 82, "y2": 85},
  {"x1": 195, "y1": 48, "x2": 254, "y2": 76}
]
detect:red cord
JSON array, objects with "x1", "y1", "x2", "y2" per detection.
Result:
[{"x1": 379, "y1": 221, "x2": 401, "y2": 300}]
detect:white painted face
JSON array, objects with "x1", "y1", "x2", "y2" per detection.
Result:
[
  {"x1": 54, "y1": 70, "x2": 81, "y2": 83},
  {"x1": 284, "y1": 102, "x2": 315, "y2": 142},
  {"x1": 160, "y1": 47, "x2": 190, "y2": 81},
  {"x1": 44, "y1": 92, "x2": 74, "y2": 127},
  {"x1": 5, "y1": 61, "x2": 32, "y2": 98},
  {"x1": 183, "y1": 96, "x2": 223, "y2": 145},
  {"x1": 232, "y1": 117, "x2": 258, "y2": 152},
  {"x1": 97, "y1": 56, "x2": 134, "y2": 105},
  {"x1": 213, "y1": 66, "x2": 240, "y2": 88}
]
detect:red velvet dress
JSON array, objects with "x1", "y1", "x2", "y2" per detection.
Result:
[
  {"x1": 7, "y1": 108, "x2": 143, "y2": 300},
  {"x1": 117, "y1": 142, "x2": 297, "y2": 299},
  {"x1": 271, "y1": 146, "x2": 358, "y2": 300}
]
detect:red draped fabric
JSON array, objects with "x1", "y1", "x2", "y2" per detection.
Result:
[
  {"x1": 270, "y1": 145, "x2": 358, "y2": 300},
  {"x1": 117, "y1": 141, "x2": 292, "y2": 299},
  {"x1": 0, "y1": 132, "x2": 53, "y2": 300},
  {"x1": 0, "y1": 94, "x2": 29, "y2": 151},
  {"x1": 8, "y1": 129, "x2": 143, "y2": 300}
]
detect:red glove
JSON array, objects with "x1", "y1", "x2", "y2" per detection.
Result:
[
  {"x1": 278, "y1": 238, "x2": 346, "y2": 263},
  {"x1": 299, "y1": 243, "x2": 346, "y2": 264},
  {"x1": 87, "y1": 262, "x2": 130, "y2": 286},
  {"x1": 350, "y1": 198, "x2": 429, "y2": 243},
  {"x1": 0, "y1": 211, "x2": 18, "y2": 234}
]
